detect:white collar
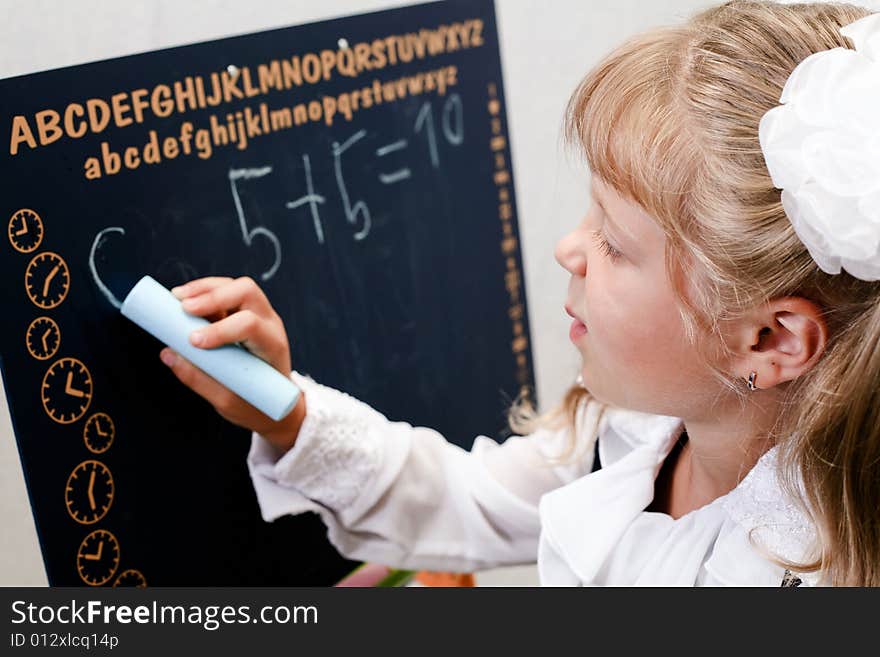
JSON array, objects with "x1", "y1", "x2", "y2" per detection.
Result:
[
  {"x1": 720, "y1": 447, "x2": 819, "y2": 585},
  {"x1": 539, "y1": 405, "x2": 818, "y2": 585}
]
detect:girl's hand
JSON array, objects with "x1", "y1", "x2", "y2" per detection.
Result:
[{"x1": 160, "y1": 276, "x2": 305, "y2": 453}]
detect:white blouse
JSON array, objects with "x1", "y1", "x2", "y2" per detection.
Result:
[{"x1": 247, "y1": 371, "x2": 819, "y2": 586}]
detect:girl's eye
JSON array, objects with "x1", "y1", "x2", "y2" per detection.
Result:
[{"x1": 591, "y1": 230, "x2": 622, "y2": 261}]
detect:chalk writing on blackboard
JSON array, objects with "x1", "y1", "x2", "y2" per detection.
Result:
[{"x1": 90, "y1": 94, "x2": 465, "y2": 287}]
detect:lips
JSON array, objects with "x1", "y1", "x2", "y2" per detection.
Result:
[{"x1": 565, "y1": 304, "x2": 588, "y2": 340}]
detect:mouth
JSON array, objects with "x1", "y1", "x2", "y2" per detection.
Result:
[{"x1": 565, "y1": 305, "x2": 588, "y2": 340}]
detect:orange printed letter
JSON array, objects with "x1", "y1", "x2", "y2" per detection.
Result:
[
  {"x1": 35, "y1": 110, "x2": 63, "y2": 146},
  {"x1": 9, "y1": 116, "x2": 37, "y2": 155}
]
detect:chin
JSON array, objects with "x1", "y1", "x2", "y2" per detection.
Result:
[{"x1": 576, "y1": 374, "x2": 615, "y2": 407}]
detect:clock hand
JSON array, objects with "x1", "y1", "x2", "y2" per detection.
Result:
[
  {"x1": 65, "y1": 371, "x2": 85, "y2": 398},
  {"x1": 14, "y1": 220, "x2": 28, "y2": 236},
  {"x1": 87, "y1": 469, "x2": 96, "y2": 510},
  {"x1": 96, "y1": 421, "x2": 108, "y2": 437},
  {"x1": 41, "y1": 328, "x2": 52, "y2": 352},
  {"x1": 42, "y1": 265, "x2": 60, "y2": 298},
  {"x1": 84, "y1": 540, "x2": 103, "y2": 561}
]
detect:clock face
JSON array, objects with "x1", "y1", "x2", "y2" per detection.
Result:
[
  {"x1": 76, "y1": 529, "x2": 120, "y2": 586},
  {"x1": 41, "y1": 357, "x2": 93, "y2": 424},
  {"x1": 25, "y1": 251, "x2": 70, "y2": 309},
  {"x1": 83, "y1": 412, "x2": 115, "y2": 454},
  {"x1": 113, "y1": 569, "x2": 147, "y2": 588},
  {"x1": 65, "y1": 460, "x2": 114, "y2": 525},
  {"x1": 25, "y1": 316, "x2": 61, "y2": 361},
  {"x1": 8, "y1": 208, "x2": 44, "y2": 253}
]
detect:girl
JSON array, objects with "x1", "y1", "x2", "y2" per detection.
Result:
[{"x1": 160, "y1": 1, "x2": 880, "y2": 585}]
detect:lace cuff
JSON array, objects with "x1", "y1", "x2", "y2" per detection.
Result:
[{"x1": 247, "y1": 371, "x2": 384, "y2": 515}]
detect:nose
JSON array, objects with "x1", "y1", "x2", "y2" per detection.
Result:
[{"x1": 555, "y1": 227, "x2": 587, "y2": 277}]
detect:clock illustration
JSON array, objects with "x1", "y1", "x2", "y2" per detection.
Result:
[
  {"x1": 25, "y1": 251, "x2": 70, "y2": 309},
  {"x1": 25, "y1": 316, "x2": 60, "y2": 361},
  {"x1": 83, "y1": 412, "x2": 115, "y2": 454},
  {"x1": 65, "y1": 460, "x2": 114, "y2": 525},
  {"x1": 41, "y1": 357, "x2": 93, "y2": 424},
  {"x1": 8, "y1": 208, "x2": 43, "y2": 253},
  {"x1": 113, "y1": 569, "x2": 147, "y2": 588},
  {"x1": 76, "y1": 529, "x2": 120, "y2": 586}
]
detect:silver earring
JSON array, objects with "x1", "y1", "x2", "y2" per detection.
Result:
[
  {"x1": 747, "y1": 371, "x2": 758, "y2": 391},
  {"x1": 575, "y1": 374, "x2": 585, "y2": 388}
]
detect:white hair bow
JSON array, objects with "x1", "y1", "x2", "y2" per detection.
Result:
[{"x1": 759, "y1": 13, "x2": 880, "y2": 281}]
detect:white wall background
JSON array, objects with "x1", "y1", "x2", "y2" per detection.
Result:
[{"x1": 1, "y1": 0, "x2": 751, "y2": 586}]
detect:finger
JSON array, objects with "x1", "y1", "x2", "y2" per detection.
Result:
[
  {"x1": 180, "y1": 276, "x2": 274, "y2": 320},
  {"x1": 189, "y1": 310, "x2": 283, "y2": 362},
  {"x1": 160, "y1": 348, "x2": 268, "y2": 420},
  {"x1": 173, "y1": 277, "x2": 233, "y2": 322},
  {"x1": 160, "y1": 347, "x2": 229, "y2": 401},
  {"x1": 171, "y1": 277, "x2": 234, "y2": 300}
]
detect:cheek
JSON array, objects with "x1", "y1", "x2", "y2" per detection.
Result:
[{"x1": 589, "y1": 278, "x2": 689, "y2": 374}]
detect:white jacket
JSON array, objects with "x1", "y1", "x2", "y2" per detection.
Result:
[{"x1": 247, "y1": 372, "x2": 818, "y2": 586}]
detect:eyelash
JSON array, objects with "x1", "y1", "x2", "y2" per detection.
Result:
[{"x1": 591, "y1": 230, "x2": 622, "y2": 261}]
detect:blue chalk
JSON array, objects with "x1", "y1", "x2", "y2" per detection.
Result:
[{"x1": 121, "y1": 275, "x2": 300, "y2": 422}]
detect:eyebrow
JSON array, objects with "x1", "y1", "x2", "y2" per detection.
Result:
[{"x1": 591, "y1": 185, "x2": 637, "y2": 244}]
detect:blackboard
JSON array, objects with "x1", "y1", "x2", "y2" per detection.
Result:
[{"x1": 0, "y1": 0, "x2": 535, "y2": 586}]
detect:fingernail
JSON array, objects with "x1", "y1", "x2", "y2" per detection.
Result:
[
  {"x1": 171, "y1": 285, "x2": 186, "y2": 298},
  {"x1": 160, "y1": 349, "x2": 176, "y2": 367},
  {"x1": 190, "y1": 331, "x2": 204, "y2": 346},
  {"x1": 181, "y1": 298, "x2": 197, "y2": 310}
]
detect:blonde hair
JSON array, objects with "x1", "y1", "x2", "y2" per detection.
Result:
[{"x1": 510, "y1": 0, "x2": 880, "y2": 584}]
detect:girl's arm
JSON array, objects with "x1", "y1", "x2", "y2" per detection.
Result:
[
  {"x1": 247, "y1": 371, "x2": 599, "y2": 573},
  {"x1": 162, "y1": 275, "x2": 598, "y2": 572}
]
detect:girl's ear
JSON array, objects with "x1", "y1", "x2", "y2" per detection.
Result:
[{"x1": 730, "y1": 297, "x2": 828, "y2": 390}]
